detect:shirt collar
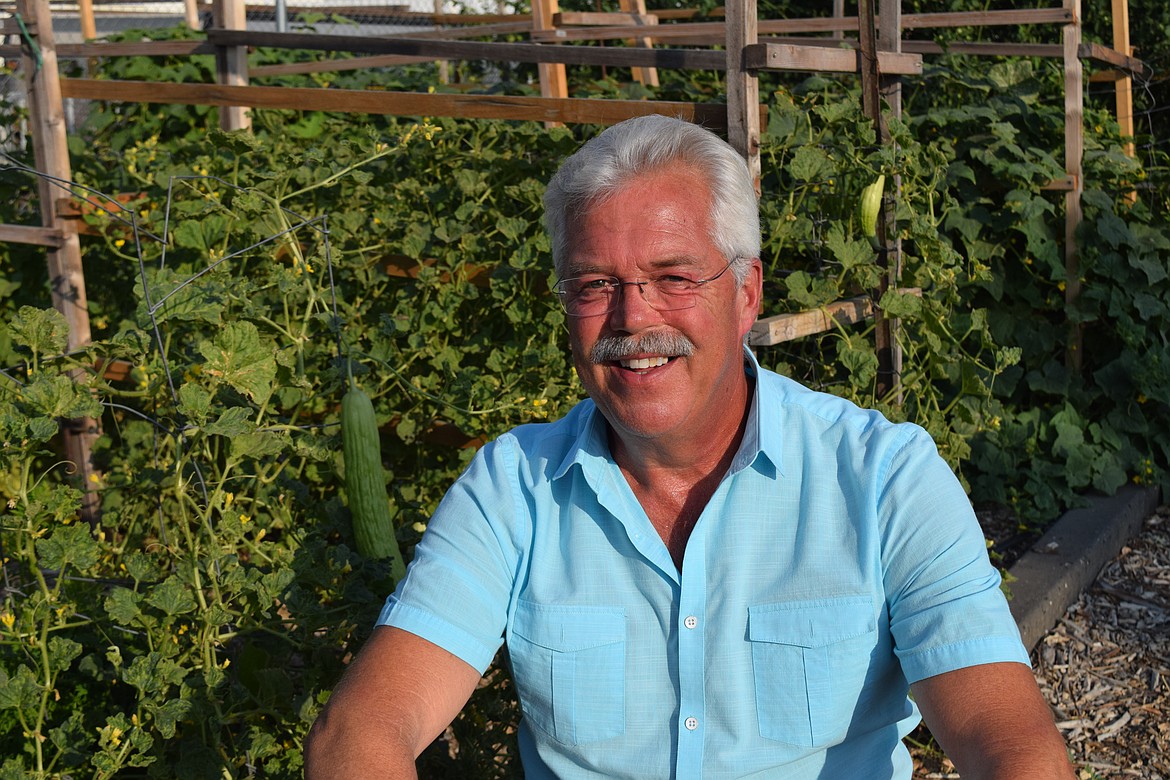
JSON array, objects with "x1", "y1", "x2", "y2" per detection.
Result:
[
  {"x1": 735, "y1": 347, "x2": 781, "y2": 479},
  {"x1": 553, "y1": 346, "x2": 782, "y2": 481}
]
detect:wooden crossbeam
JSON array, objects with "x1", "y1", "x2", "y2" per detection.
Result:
[
  {"x1": 554, "y1": 11, "x2": 658, "y2": 27},
  {"x1": 750, "y1": 296, "x2": 876, "y2": 346},
  {"x1": 749, "y1": 289, "x2": 922, "y2": 346},
  {"x1": 535, "y1": 8, "x2": 1074, "y2": 44},
  {"x1": 0, "y1": 223, "x2": 66, "y2": 247},
  {"x1": 744, "y1": 43, "x2": 922, "y2": 75},
  {"x1": 251, "y1": 53, "x2": 435, "y2": 77},
  {"x1": 60, "y1": 78, "x2": 742, "y2": 128},
  {"x1": 204, "y1": 29, "x2": 725, "y2": 70}
]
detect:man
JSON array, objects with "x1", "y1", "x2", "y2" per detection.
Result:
[{"x1": 305, "y1": 115, "x2": 1074, "y2": 778}]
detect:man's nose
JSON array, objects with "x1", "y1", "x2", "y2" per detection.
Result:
[{"x1": 607, "y1": 280, "x2": 658, "y2": 329}]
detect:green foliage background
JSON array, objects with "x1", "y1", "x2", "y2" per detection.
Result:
[{"x1": 1, "y1": 2, "x2": 1168, "y2": 775}]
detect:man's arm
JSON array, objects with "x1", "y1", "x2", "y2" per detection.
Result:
[
  {"x1": 304, "y1": 625, "x2": 483, "y2": 779},
  {"x1": 911, "y1": 661, "x2": 1075, "y2": 780}
]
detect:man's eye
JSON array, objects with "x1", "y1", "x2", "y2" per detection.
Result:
[
  {"x1": 578, "y1": 279, "x2": 614, "y2": 292},
  {"x1": 656, "y1": 275, "x2": 694, "y2": 288}
]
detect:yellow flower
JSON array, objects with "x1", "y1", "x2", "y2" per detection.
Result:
[
  {"x1": 239, "y1": 514, "x2": 251, "y2": 525},
  {"x1": 225, "y1": 492, "x2": 235, "y2": 508},
  {"x1": 1, "y1": 612, "x2": 15, "y2": 630}
]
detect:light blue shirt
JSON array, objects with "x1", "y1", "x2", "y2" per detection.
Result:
[{"x1": 378, "y1": 353, "x2": 1029, "y2": 778}]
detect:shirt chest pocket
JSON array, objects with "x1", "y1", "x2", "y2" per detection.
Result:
[
  {"x1": 509, "y1": 601, "x2": 627, "y2": 747},
  {"x1": 748, "y1": 596, "x2": 877, "y2": 747}
]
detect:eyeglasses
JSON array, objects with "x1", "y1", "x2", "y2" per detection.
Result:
[{"x1": 554, "y1": 260, "x2": 736, "y2": 317}]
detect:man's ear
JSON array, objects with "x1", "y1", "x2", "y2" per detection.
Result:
[{"x1": 737, "y1": 258, "x2": 764, "y2": 340}]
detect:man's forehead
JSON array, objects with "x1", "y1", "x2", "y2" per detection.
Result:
[{"x1": 563, "y1": 254, "x2": 709, "y2": 277}]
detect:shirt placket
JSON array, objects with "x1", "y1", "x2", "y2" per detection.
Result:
[{"x1": 674, "y1": 520, "x2": 707, "y2": 779}]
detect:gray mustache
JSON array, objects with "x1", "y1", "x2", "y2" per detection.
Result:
[{"x1": 589, "y1": 331, "x2": 696, "y2": 364}]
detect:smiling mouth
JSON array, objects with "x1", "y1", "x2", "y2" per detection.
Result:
[{"x1": 617, "y1": 355, "x2": 673, "y2": 370}]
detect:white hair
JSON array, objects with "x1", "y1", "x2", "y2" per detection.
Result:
[{"x1": 542, "y1": 115, "x2": 761, "y2": 285}]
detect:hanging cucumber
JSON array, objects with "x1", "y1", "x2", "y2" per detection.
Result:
[
  {"x1": 341, "y1": 380, "x2": 406, "y2": 580},
  {"x1": 859, "y1": 174, "x2": 886, "y2": 251}
]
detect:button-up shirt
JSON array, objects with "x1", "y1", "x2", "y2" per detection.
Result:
[{"x1": 378, "y1": 353, "x2": 1029, "y2": 778}]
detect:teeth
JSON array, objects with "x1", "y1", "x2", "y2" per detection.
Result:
[{"x1": 619, "y1": 356, "x2": 670, "y2": 370}]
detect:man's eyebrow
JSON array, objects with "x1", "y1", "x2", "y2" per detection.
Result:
[{"x1": 564, "y1": 257, "x2": 706, "y2": 277}]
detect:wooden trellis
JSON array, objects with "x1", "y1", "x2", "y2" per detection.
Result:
[{"x1": 0, "y1": 0, "x2": 1147, "y2": 457}]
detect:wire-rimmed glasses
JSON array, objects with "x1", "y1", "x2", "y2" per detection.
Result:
[{"x1": 554, "y1": 259, "x2": 735, "y2": 318}]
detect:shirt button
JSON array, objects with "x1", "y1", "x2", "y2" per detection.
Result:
[
  {"x1": 684, "y1": 615, "x2": 698, "y2": 629},
  {"x1": 685, "y1": 717, "x2": 699, "y2": 731}
]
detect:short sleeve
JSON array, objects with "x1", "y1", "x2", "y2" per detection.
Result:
[
  {"x1": 879, "y1": 429, "x2": 1030, "y2": 683},
  {"x1": 377, "y1": 438, "x2": 524, "y2": 674}
]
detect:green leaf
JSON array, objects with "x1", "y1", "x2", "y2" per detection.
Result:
[
  {"x1": 123, "y1": 652, "x2": 187, "y2": 695},
  {"x1": 35, "y1": 522, "x2": 99, "y2": 572},
  {"x1": 230, "y1": 430, "x2": 286, "y2": 459},
  {"x1": 177, "y1": 383, "x2": 212, "y2": 424},
  {"x1": 839, "y1": 335, "x2": 878, "y2": 386},
  {"x1": 788, "y1": 146, "x2": 834, "y2": 183},
  {"x1": 147, "y1": 697, "x2": 193, "y2": 739},
  {"x1": 47, "y1": 637, "x2": 83, "y2": 673},
  {"x1": 9, "y1": 306, "x2": 69, "y2": 355},
  {"x1": 22, "y1": 375, "x2": 103, "y2": 419},
  {"x1": 496, "y1": 215, "x2": 528, "y2": 242},
  {"x1": 199, "y1": 322, "x2": 277, "y2": 406},
  {"x1": 204, "y1": 406, "x2": 254, "y2": 438},
  {"x1": 26, "y1": 416, "x2": 59, "y2": 442},
  {"x1": 173, "y1": 214, "x2": 230, "y2": 252},
  {"x1": 878, "y1": 290, "x2": 922, "y2": 319},
  {"x1": 0, "y1": 665, "x2": 41, "y2": 711},
  {"x1": 145, "y1": 575, "x2": 197, "y2": 616},
  {"x1": 137, "y1": 266, "x2": 226, "y2": 326},
  {"x1": 105, "y1": 587, "x2": 143, "y2": 626}
]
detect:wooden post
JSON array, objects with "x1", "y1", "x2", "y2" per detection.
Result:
[
  {"x1": 1111, "y1": 0, "x2": 1134, "y2": 158},
  {"x1": 531, "y1": 0, "x2": 568, "y2": 127},
  {"x1": 213, "y1": 0, "x2": 250, "y2": 131},
  {"x1": 17, "y1": 0, "x2": 101, "y2": 522},
  {"x1": 434, "y1": 0, "x2": 450, "y2": 84},
  {"x1": 1064, "y1": 0, "x2": 1083, "y2": 371},
  {"x1": 183, "y1": 0, "x2": 201, "y2": 29},
  {"x1": 78, "y1": 0, "x2": 97, "y2": 41},
  {"x1": 859, "y1": 0, "x2": 899, "y2": 400},
  {"x1": 617, "y1": 0, "x2": 658, "y2": 87},
  {"x1": 880, "y1": 0, "x2": 903, "y2": 398},
  {"x1": 725, "y1": 0, "x2": 760, "y2": 194}
]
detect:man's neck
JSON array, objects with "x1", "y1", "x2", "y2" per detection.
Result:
[{"x1": 607, "y1": 373, "x2": 754, "y2": 569}]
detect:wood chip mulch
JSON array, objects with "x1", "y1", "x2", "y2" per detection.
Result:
[
  {"x1": 1033, "y1": 504, "x2": 1170, "y2": 779},
  {"x1": 913, "y1": 504, "x2": 1170, "y2": 779}
]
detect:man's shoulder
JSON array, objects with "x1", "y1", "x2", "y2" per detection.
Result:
[{"x1": 485, "y1": 398, "x2": 598, "y2": 465}]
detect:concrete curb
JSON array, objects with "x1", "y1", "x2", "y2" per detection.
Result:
[{"x1": 1008, "y1": 484, "x2": 1162, "y2": 652}]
